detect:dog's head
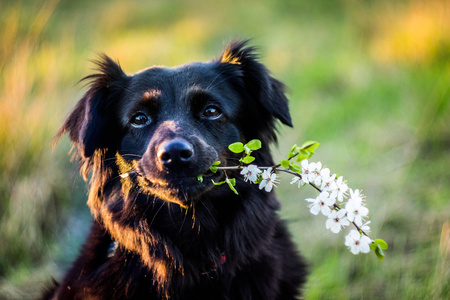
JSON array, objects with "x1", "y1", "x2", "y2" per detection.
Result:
[{"x1": 57, "y1": 41, "x2": 292, "y2": 207}]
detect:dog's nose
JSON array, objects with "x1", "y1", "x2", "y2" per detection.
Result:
[{"x1": 157, "y1": 138, "x2": 194, "y2": 166}]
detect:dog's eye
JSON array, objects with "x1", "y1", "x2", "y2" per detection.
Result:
[
  {"x1": 130, "y1": 113, "x2": 151, "y2": 128},
  {"x1": 202, "y1": 106, "x2": 222, "y2": 120}
]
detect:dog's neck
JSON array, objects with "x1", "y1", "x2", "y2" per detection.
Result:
[{"x1": 87, "y1": 163, "x2": 278, "y2": 296}]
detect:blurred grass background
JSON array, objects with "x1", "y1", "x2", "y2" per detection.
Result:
[{"x1": 0, "y1": 0, "x2": 449, "y2": 299}]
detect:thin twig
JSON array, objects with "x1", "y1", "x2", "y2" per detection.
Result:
[{"x1": 217, "y1": 164, "x2": 371, "y2": 239}]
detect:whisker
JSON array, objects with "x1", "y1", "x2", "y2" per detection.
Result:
[
  {"x1": 206, "y1": 74, "x2": 239, "y2": 91},
  {"x1": 198, "y1": 199, "x2": 216, "y2": 225},
  {"x1": 205, "y1": 68, "x2": 230, "y2": 91},
  {"x1": 175, "y1": 206, "x2": 190, "y2": 239},
  {"x1": 124, "y1": 187, "x2": 144, "y2": 219},
  {"x1": 148, "y1": 200, "x2": 165, "y2": 229},
  {"x1": 120, "y1": 154, "x2": 143, "y2": 159},
  {"x1": 106, "y1": 174, "x2": 126, "y2": 183},
  {"x1": 102, "y1": 154, "x2": 143, "y2": 163},
  {"x1": 139, "y1": 194, "x2": 153, "y2": 223}
]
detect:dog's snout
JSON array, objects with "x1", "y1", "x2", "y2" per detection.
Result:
[{"x1": 157, "y1": 138, "x2": 194, "y2": 166}]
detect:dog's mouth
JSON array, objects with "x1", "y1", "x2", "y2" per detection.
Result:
[
  {"x1": 116, "y1": 134, "x2": 227, "y2": 207},
  {"x1": 134, "y1": 169, "x2": 223, "y2": 207}
]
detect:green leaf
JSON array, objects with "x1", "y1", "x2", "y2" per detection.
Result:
[
  {"x1": 296, "y1": 149, "x2": 311, "y2": 162},
  {"x1": 289, "y1": 163, "x2": 301, "y2": 173},
  {"x1": 242, "y1": 156, "x2": 255, "y2": 164},
  {"x1": 226, "y1": 178, "x2": 239, "y2": 195},
  {"x1": 375, "y1": 239, "x2": 388, "y2": 250},
  {"x1": 374, "y1": 245, "x2": 385, "y2": 261},
  {"x1": 197, "y1": 174, "x2": 203, "y2": 182},
  {"x1": 370, "y1": 242, "x2": 378, "y2": 251},
  {"x1": 370, "y1": 239, "x2": 389, "y2": 250},
  {"x1": 370, "y1": 239, "x2": 387, "y2": 261},
  {"x1": 212, "y1": 179, "x2": 226, "y2": 186},
  {"x1": 246, "y1": 139, "x2": 262, "y2": 151},
  {"x1": 227, "y1": 178, "x2": 236, "y2": 186},
  {"x1": 228, "y1": 142, "x2": 244, "y2": 153},
  {"x1": 210, "y1": 161, "x2": 221, "y2": 173},
  {"x1": 212, "y1": 178, "x2": 238, "y2": 195},
  {"x1": 288, "y1": 144, "x2": 298, "y2": 158},
  {"x1": 280, "y1": 160, "x2": 290, "y2": 168},
  {"x1": 301, "y1": 141, "x2": 320, "y2": 153}
]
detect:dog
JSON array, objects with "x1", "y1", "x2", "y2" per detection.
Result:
[{"x1": 44, "y1": 41, "x2": 308, "y2": 299}]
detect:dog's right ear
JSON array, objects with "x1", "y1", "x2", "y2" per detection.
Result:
[
  {"x1": 217, "y1": 40, "x2": 292, "y2": 128},
  {"x1": 55, "y1": 55, "x2": 128, "y2": 159}
]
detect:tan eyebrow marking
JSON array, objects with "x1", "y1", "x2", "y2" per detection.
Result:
[{"x1": 142, "y1": 89, "x2": 161, "y2": 101}]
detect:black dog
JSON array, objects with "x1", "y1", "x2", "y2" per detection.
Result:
[{"x1": 45, "y1": 41, "x2": 307, "y2": 299}]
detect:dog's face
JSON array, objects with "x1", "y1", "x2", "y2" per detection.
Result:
[
  {"x1": 58, "y1": 41, "x2": 292, "y2": 207},
  {"x1": 119, "y1": 64, "x2": 243, "y2": 204}
]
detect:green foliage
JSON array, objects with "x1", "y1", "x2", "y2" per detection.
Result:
[
  {"x1": 288, "y1": 163, "x2": 301, "y2": 173},
  {"x1": 370, "y1": 239, "x2": 389, "y2": 261},
  {"x1": 287, "y1": 141, "x2": 320, "y2": 162},
  {"x1": 242, "y1": 156, "x2": 255, "y2": 164},
  {"x1": 246, "y1": 139, "x2": 262, "y2": 151},
  {"x1": 197, "y1": 174, "x2": 203, "y2": 182},
  {"x1": 213, "y1": 140, "x2": 263, "y2": 194},
  {"x1": 296, "y1": 141, "x2": 320, "y2": 162},
  {"x1": 301, "y1": 141, "x2": 321, "y2": 153},
  {"x1": 281, "y1": 160, "x2": 290, "y2": 168},
  {"x1": 281, "y1": 159, "x2": 302, "y2": 173},
  {"x1": 209, "y1": 161, "x2": 221, "y2": 173},
  {"x1": 229, "y1": 139, "x2": 262, "y2": 165},
  {"x1": 288, "y1": 144, "x2": 298, "y2": 158},
  {"x1": 226, "y1": 178, "x2": 239, "y2": 195},
  {"x1": 212, "y1": 177, "x2": 238, "y2": 195},
  {"x1": 228, "y1": 142, "x2": 244, "y2": 153},
  {"x1": 212, "y1": 179, "x2": 226, "y2": 185}
]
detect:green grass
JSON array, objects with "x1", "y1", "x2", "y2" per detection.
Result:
[{"x1": 0, "y1": 0, "x2": 449, "y2": 299}]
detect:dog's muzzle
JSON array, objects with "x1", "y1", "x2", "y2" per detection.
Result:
[{"x1": 135, "y1": 122, "x2": 221, "y2": 205}]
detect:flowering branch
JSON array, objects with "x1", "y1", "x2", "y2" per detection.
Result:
[{"x1": 199, "y1": 139, "x2": 388, "y2": 260}]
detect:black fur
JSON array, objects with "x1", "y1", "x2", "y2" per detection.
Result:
[{"x1": 45, "y1": 41, "x2": 307, "y2": 299}]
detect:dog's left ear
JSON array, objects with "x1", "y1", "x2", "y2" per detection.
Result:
[
  {"x1": 218, "y1": 40, "x2": 293, "y2": 127},
  {"x1": 55, "y1": 55, "x2": 128, "y2": 159}
]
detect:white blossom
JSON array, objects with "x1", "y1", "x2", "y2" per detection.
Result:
[
  {"x1": 360, "y1": 220, "x2": 371, "y2": 234},
  {"x1": 326, "y1": 209, "x2": 350, "y2": 233},
  {"x1": 349, "y1": 188, "x2": 363, "y2": 203},
  {"x1": 290, "y1": 176, "x2": 306, "y2": 188},
  {"x1": 233, "y1": 152, "x2": 378, "y2": 256},
  {"x1": 320, "y1": 167, "x2": 331, "y2": 180},
  {"x1": 259, "y1": 168, "x2": 279, "y2": 192},
  {"x1": 300, "y1": 159, "x2": 312, "y2": 184},
  {"x1": 320, "y1": 168, "x2": 337, "y2": 192},
  {"x1": 331, "y1": 176, "x2": 348, "y2": 202},
  {"x1": 308, "y1": 161, "x2": 323, "y2": 186},
  {"x1": 345, "y1": 230, "x2": 373, "y2": 254},
  {"x1": 305, "y1": 191, "x2": 335, "y2": 216},
  {"x1": 345, "y1": 189, "x2": 369, "y2": 226},
  {"x1": 240, "y1": 164, "x2": 261, "y2": 183}
]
